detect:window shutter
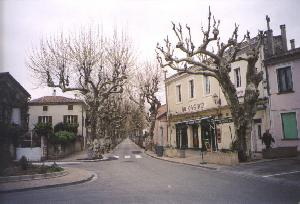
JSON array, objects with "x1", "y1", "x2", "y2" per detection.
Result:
[
  {"x1": 282, "y1": 112, "x2": 298, "y2": 139},
  {"x1": 38, "y1": 116, "x2": 42, "y2": 123}
]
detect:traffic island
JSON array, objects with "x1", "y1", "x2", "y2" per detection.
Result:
[{"x1": 0, "y1": 167, "x2": 95, "y2": 193}]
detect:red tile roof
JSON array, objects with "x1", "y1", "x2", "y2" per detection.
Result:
[{"x1": 29, "y1": 96, "x2": 84, "y2": 105}]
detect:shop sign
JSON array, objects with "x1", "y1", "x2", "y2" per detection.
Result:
[{"x1": 182, "y1": 103, "x2": 204, "y2": 113}]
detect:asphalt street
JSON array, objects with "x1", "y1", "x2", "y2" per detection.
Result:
[{"x1": 1, "y1": 138, "x2": 300, "y2": 204}]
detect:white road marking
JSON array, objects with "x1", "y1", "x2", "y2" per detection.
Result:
[
  {"x1": 262, "y1": 170, "x2": 300, "y2": 178},
  {"x1": 135, "y1": 155, "x2": 142, "y2": 159},
  {"x1": 124, "y1": 155, "x2": 131, "y2": 159}
]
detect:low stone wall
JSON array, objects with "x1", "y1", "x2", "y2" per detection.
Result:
[
  {"x1": 48, "y1": 140, "x2": 82, "y2": 160},
  {"x1": 164, "y1": 148, "x2": 185, "y2": 158},
  {"x1": 203, "y1": 152, "x2": 239, "y2": 166},
  {"x1": 16, "y1": 147, "x2": 42, "y2": 161},
  {"x1": 262, "y1": 146, "x2": 298, "y2": 159}
]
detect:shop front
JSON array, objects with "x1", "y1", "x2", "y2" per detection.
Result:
[{"x1": 174, "y1": 116, "x2": 218, "y2": 151}]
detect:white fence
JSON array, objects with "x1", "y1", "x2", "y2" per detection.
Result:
[{"x1": 16, "y1": 147, "x2": 42, "y2": 161}]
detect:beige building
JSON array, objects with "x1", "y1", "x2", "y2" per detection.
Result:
[
  {"x1": 153, "y1": 105, "x2": 168, "y2": 147},
  {"x1": 164, "y1": 21, "x2": 292, "y2": 152},
  {"x1": 28, "y1": 95, "x2": 87, "y2": 149}
]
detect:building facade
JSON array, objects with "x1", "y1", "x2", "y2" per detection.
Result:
[
  {"x1": 28, "y1": 95, "x2": 87, "y2": 148},
  {"x1": 153, "y1": 105, "x2": 168, "y2": 147},
  {"x1": 265, "y1": 48, "x2": 300, "y2": 150},
  {"x1": 164, "y1": 17, "x2": 292, "y2": 153},
  {"x1": 0, "y1": 72, "x2": 31, "y2": 159}
]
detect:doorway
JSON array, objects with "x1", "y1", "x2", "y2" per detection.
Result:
[
  {"x1": 192, "y1": 125, "x2": 199, "y2": 148},
  {"x1": 201, "y1": 119, "x2": 216, "y2": 151},
  {"x1": 252, "y1": 119, "x2": 263, "y2": 152},
  {"x1": 176, "y1": 124, "x2": 188, "y2": 149}
]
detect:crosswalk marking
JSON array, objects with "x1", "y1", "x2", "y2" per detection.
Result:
[
  {"x1": 135, "y1": 155, "x2": 142, "y2": 159},
  {"x1": 124, "y1": 155, "x2": 131, "y2": 159}
]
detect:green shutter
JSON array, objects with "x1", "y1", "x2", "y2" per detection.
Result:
[{"x1": 281, "y1": 112, "x2": 298, "y2": 139}]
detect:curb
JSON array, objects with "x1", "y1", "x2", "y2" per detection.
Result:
[
  {"x1": 0, "y1": 170, "x2": 68, "y2": 183},
  {"x1": 76, "y1": 156, "x2": 109, "y2": 162},
  {"x1": 145, "y1": 151, "x2": 217, "y2": 170},
  {"x1": 0, "y1": 172, "x2": 95, "y2": 194}
]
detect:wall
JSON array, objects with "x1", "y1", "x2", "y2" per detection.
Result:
[
  {"x1": 165, "y1": 50, "x2": 266, "y2": 117},
  {"x1": 16, "y1": 147, "x2": 42, "y2": 161},
  {"x1": 153, "y1": 116, "x2": 168, "y2": 146},
  {"x1": 268, "y1": 58, "x2": 300, "y2": 150}
]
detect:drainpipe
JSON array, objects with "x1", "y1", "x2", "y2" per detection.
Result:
[{"x1": 164, "y1": 69, "x2": 169, "y2": 147}]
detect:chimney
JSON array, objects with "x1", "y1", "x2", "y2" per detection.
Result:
[
  {"x1": 52, "y1": 89, "x2": 56, "y2": 96},
  {"x1": 265, "y1": 15, "x2": 274, "y2": 56},
  {"x1": 280, "y1": 24, "x2": 288, "y2": 52},
  {"x1": 290, "y1": 39, "x2": 295, "y2": 50}
]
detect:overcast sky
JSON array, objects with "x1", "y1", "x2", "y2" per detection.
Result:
[{"x1": 1, "y1": 0, "x2": 300, "y2": 101}]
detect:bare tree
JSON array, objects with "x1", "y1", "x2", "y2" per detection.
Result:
[
  {"x1": 137, "y1": 63, "x2": 162, "y2": 149},
  {"x1": 156, "y1": 7, "x2": 263, "y2": 161},
  {"x1": 27, "y1": 28, "x2": 134, "y2": 142}
]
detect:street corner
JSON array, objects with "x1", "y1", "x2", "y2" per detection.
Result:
[{"x1": 0, "y1": 167, "x2": 96, "y2": 193}]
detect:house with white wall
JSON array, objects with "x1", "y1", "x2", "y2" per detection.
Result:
[
  {"x1": 28, "y1": 95, "x2": 87, "y2": 156},
  {"x1": 265, "y1": 47, "x2": 300, "y2": 150}
]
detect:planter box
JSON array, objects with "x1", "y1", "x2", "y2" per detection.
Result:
[
  {"x1": 203, "y1": 151, "x2": 239, "y2": 166},
  {"x1": 262, "y1": 147, "x2": 298, "y2": 159}
]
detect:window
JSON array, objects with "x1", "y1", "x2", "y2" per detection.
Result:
[
  {"x1": 43, "y1": 106, "x2": 48, "y2": 111},
  {"x1": 63, "y1": 115, "x2": 78, "y2": 124},
  {"x1": 68, "y1": 105, "x2": 73, "y2": 110},
  {"x1": 11, "y1": 108, "x2": 21, "y2": 125},
  {"x1": 176, "y1": 85, "x2": 182, "y2": 102},
  {"x1": 204, "y1": 76, "x2": 210, "y2": 95},
  {"x1": 38, "y1": 116, "x2": 52, "y2": 124},
  {"x1": 281, "y1": 112, "x2": 298, "y2": 139},
  {"x1": 277, "y1": 66, "x2": 293, "y2": 93},
  {"x1": 189, "y1": 79, "x2": 194, "y2": 98},
  {"x1": 234, "y1": 68, "x2": 241, "y2": 87}
]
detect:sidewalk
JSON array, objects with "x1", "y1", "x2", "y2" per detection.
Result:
[
  {"x1": 145, "y1": 150, "x2": 222, "y2": 170},
  {"x1": 0, "y1": 167, "x2": 94, "y2": 193}
]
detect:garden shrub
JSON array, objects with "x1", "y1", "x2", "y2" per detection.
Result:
[
  {"x1": 54, "y1": 122, "x2": 78, "y2": 134},
  {"x1": 34, "y1": 123, "x2": 53, "y2": 137},
  {"x1": 50, "y1": 131, "x2": 76, "y2": 145}
]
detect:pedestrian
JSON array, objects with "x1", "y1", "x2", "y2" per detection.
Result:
[{"x1": 262, "y1": 129, "x2": 275, "y2": 149}]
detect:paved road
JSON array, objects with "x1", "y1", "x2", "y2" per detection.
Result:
[{"x1": 1, "y1": 139, "x2": 300, "y2": 204}]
